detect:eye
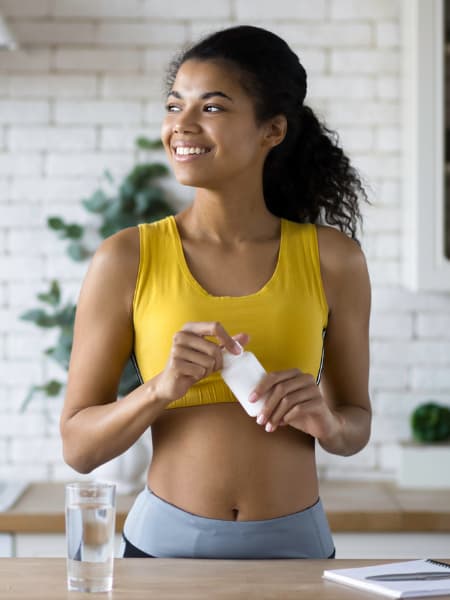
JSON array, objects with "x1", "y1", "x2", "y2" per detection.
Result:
[
  {"x1": 204, "y1": 105, "x2": 223, "y2": 113},
  {"x1": 165, "y1": 104, "x2": 182, "y2": 113}
]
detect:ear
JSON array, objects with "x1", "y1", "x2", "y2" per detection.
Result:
[{"x1": 262, "y1": 114, "x2": 287, "y2": 149}]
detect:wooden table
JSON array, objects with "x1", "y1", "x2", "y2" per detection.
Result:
[
  {"x1": 1, "y1": 480, "x2": 450, "y2": 534},
  {"x1": 0, "y1": 557, "x2": 439, "y2": 599}
]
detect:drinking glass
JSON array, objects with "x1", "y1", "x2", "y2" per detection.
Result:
[{"x1": 65, "y1": 481, "x2": 116, "y2": 593}]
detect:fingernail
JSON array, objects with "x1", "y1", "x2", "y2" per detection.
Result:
[
  {"x1": 248, "y1": 392, "x2": 258, "y2": 403},
  {"x1": 265, "y1": 422, "x2": 273, "y2": 433},
  {"x1": 257, "y1": 414, "x2": 266, "y2": 426},
  {"x1": 233, "y1": 341, "x2": 243, "y2": 354}
]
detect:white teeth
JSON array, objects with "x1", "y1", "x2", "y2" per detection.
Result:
[{"x1": 175, "y1": 147, "x2": 209, "y2": 156}]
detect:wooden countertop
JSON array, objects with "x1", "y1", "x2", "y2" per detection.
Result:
[
  {"x1": 2, "y1": 558, "x2": 446, "y2": 599},
  {"x1": 1, "y1": 480, "x2": 450, "y2": 534}
]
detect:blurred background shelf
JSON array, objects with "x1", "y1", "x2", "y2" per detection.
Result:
[{"x1": 0, "y1": 481, "x2": 449, "y2": 558}]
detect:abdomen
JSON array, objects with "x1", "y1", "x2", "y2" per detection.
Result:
[{"x1": 147, "y1": 402, "x2": 318, "y2": 520}]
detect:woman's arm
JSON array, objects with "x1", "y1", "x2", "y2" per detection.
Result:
[
  {"x1": 314, "y1": 225, "x2": 371, "y2": 456},
  {"x1": 248, "y1": 226, "x2": 371, "y2": 457},
  {"x1": 60, "y1": 227, "x2": 163, "y2": 473}
]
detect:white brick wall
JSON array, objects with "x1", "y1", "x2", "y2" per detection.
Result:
[
  {"x1": 330, "y1": 0, "x2": 399, "y2": 20},
  {"x1": 9, "y1": 75, "x2": 97, "y2": 97},
  {"x1": 53, "y1": 49, "x2": 142, "y2": 72},
  {"x1": 0, "y1": 49, "x2": 51, "y2": 71},
  {"x1": 236, "y1": 0, "x2": 327, "y2": 20},
  {"x1": 0, "y1": 101, "x2": 49, "y2": 123},
  {"x1": 0, "y1": 0, "x2": 449, "y2": 485},
  {"x1": 0, "y1": 0, "x2": 50, "y2": 18},
  {"x1": 9, "y1": 127, "x2": 96, "y2": 151},
  {"x1": 331, "y1": 49, "x2": 400, "y2": 74}
]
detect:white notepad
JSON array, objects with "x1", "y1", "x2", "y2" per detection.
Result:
[{"x1": 322, "y1": 559, "x2": 450, "y2": 598}]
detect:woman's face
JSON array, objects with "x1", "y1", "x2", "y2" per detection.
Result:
[{"x1": 161, "y1": 59, "x2": 274, "y2": 190}]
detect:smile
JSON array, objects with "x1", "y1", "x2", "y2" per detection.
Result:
[{"x1": 174, "y1": 146, "x2": 212, "y2": 156}]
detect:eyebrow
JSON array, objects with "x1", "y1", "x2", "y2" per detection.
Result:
[{"x1": 168, "y1": 90, "x2": 234, "y2": 102}]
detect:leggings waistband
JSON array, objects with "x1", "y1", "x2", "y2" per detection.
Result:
[{"x1": 123, "y1": 487, "x2": 335, "y2": 559}]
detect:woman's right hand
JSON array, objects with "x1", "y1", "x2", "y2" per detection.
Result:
[{"x1": 153, "y1": 322, "x2": 248, "y2": 405}]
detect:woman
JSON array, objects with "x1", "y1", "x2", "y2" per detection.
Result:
[{"x1": 60, "y1": 25, "x2": 371, "y2": 559}]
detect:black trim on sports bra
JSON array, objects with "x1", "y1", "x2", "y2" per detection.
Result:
[
  {"x1": 131, "y1": 352, "x2": 144, "y2": 385},
  {"x1": 315, "y1": 328, "x2": 327, "y2": 385}
]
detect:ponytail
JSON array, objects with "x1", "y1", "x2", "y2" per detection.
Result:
[{"x1": 264, "y1": 105, "x2": 366, "y2": 240}]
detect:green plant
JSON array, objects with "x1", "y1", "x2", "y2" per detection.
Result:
[
  {"x1": 411, "y1": 402, "x2": 450, "y2": 443},
  {"x1": 20, "y1": 137, "x2": 175, "y2": 410}
]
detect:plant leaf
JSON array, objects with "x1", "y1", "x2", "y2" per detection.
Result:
[
  {"x1": 20, "y1": 309, "x2": 57, "y2": 327},
  {"x1": 98, "y1": 223, "x2": 113, "y2": 238},
  {"x1": 64, "y1": 224, "x2": 84, "y2": 240},
  {"x1": 47, "y1": 217, "x2": 65, "y2": 230},
  {"x1": 20, "y1": 380, "x2": 63, "y2": 413},
  {"x1": 37, "y1": 280, "x2": 61, "y2": 307},
  {"x1": 103, "y1": 169, "x2": 114, "y2": 184},
  {"x1": 135, "y1": 190, "x2": 151, "y2": 215},
  {"x1": 135, "y1": 137, "x2": 163, "y2": 150},
  {"x1": 43, "y1": 380, "x2": 63, "y2": 396},
  {"x1": 67, "y1": 242, "x2": 89, "y2": 262},
  {"x1": 411, "y1": 402, "x2": 450, "y2": 443},
  {"x1": 20, "y1": 386, "x2": 40, "y2": 413},
  {"x1": 46, "y1": 322, "x2": 73, "y2": 368},
  {"x1": 57, "y1": 304, "x2": 76, "y2": 327},
  {"x1": 47, "y1": 342, "x2": 71, "y2": 369},
  {"x1": 83, "y1": 189, "x2": 109, "y2": 214}
]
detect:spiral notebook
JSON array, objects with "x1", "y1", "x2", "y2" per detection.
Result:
[{"x1": 322, "y1": 559, "x2": 450, "y2": 598}]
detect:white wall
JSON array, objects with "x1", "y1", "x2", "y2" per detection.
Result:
[{"x1": 0, "y1": 0, "x2": 449, "y2": 483}]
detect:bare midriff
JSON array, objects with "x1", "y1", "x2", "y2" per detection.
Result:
[{"x1": 147, "y1": 402, "x2": 318, "y2": 521}]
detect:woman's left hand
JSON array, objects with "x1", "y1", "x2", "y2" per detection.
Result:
[{"x1": 249, "y1": 369, "x2": 342, "y2": 440}]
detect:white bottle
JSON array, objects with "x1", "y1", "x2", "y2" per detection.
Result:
[{"x1": 221, "y1": 342, "x2": 267, "y2": 417}]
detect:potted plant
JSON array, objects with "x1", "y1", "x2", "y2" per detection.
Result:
[
  {"x1": 397, "y1": 401, "x2": 450, "y2": 489},
  {"x1": 20, "y1": 137, "x2": 175, "y2": 492}
]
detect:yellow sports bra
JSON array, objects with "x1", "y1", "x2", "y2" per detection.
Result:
[{"x1": 132, "y1": 216, "x2": 328, "y2": 409}]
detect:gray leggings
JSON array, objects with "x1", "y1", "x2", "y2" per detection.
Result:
[{"x1": 122, "y1": 487, "x2": 335, "y2": 559}]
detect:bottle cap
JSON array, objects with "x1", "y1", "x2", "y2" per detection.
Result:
[{"x1": 221, "y1": 341, "x2": 244, "y2": 369}]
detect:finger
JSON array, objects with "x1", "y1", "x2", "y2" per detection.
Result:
[
  {"x1": 250, "y1": 369, "x2": 305, "y2": 403},
  {"x1": 255, "y1": 374, "x2": 303, "y2": 427},
  {"x1": 172, "y1": 346, "x2": 217, "y2": 375},
  {"x1": 172, "y1": 330, "x2": 223, "y2": 367},
  {"x1": 170, "y1": 357, "x2": 207, "y2": 380},
  {"x1": 215, "y1": 333, "x2": 250, "y2": 370},
  {"x1": 267, "y1": 378, "x2": 320, "y2": 432},
  {"x1": 181, "y1": 321, "x2": 242, "y2": 354},
  {"x1": 280, "y1": 404, "x2": 302, "y2": 425},
  {"x1": 232, "y1": 333, "x2": 250, "y2": 348},
  {"x1": 267, "y1": 385, "x2": 317, "y2": 431}
]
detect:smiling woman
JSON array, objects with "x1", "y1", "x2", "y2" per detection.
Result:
[
  {"x1": 161, "y1": 59, "x2": 284, "y2": 191},
  {"x1": 59, "y1": 25, "x2": 371, "y2": 561}
]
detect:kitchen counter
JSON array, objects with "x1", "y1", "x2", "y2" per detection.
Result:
[
  {"x1": 3, "y1": 557, "x2": 447, "y2": 599},
  {"x1": 1, "y1": 480, "x2": 449, "y2": 534}
]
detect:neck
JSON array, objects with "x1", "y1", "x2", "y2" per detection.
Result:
[{"x1": 178, "y1": 187, "x2": 280, "y2": 244}]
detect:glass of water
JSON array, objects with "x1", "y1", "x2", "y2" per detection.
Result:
[{"x1": 65, "y1": 481, "x2": 116, "y2": 593}]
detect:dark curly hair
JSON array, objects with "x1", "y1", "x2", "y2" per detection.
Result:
[{"x1": 166, "y1": 25, "x2": 367, "y2": 240}]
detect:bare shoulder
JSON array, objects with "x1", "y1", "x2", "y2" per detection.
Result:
[
  {"x1": 316, "y1": 224, "x2": 367, "y2": 275},
  {"x1": 316, "y1": 225, "x2": 370, "y2": 310},
  {"x1": 93, "y1": 226, "x2": 140, "y2": 270},
  {"x1": 80, "y1": 226, "x2": 140, "y2": 315}
]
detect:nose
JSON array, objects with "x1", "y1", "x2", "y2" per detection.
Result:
[
  {"x1": 173, "y1": 121, "x2": 200, "y2": 134},
  {"x1": 172, "y1": 109, "x2": 201, "y2": 134},
  {"x1": 174, "y1": 123, "x2": 191, "y2": 134}
]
